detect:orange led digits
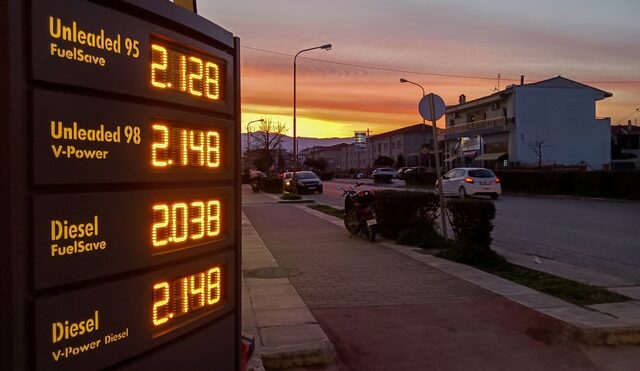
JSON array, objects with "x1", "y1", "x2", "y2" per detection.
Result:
[
  {"x1": 149, "y1": 41, "x2": 222, "y2": 102},
  {"x1": 151, "y1": 123, "x2": 221, "y2": 169},
  {"x1": 152, "y1": 282, "x2": 170, "y2": 326},
  {"x1": 150, "y1": 44, "x2": 168, "y2": 88},
  {"x1": 151, "y1": 199, "x2": 222, "y2": 250},
  {"x1": 152, "y1": 266, "x2": 223, "y2": 328}
]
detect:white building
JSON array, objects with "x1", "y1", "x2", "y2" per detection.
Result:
[{"x1": 444, "y1": 76, "x2": 612, "y2": 170}]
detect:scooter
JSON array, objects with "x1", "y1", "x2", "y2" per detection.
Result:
[{"x1": 337, "y1": 182, "x2": 377, "y2": 242}]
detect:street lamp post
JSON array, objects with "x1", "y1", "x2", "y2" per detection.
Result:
[
  {"x1": 400, "y1": 78, "x2": 427, "y2": 169},
  {"x1": 246, "y1": 118, "x2": 264, "y2": 153},
  {"x1": 294, "y1": 44, "x2": 332, "y2": 170}
]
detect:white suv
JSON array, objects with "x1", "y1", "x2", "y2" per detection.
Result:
[{"x1": 437, "y1": 168, "x2": 501, "y2": 199}]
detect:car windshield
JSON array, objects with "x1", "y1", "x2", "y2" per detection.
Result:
[
  {"x1": 295, "y1": 172, "x2": 318, "y2": 179},
  {"x1": 468, "y1": 169, "x2": 495, "y2": 178}
]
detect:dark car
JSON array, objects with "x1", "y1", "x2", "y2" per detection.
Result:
[{"x1": 283, "y1": 171, "x2": 323, "y2": 194}]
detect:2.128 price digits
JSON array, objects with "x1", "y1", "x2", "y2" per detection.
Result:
[
  {"x1": 152, "y1": 266, "x2": 222, "y2": 327},
  {"x1": 150, "y1": 42, "x2": 220, "y2": 101},
  {"x1": 152, "y1": 200, "x2": 221, "y2": 249},
  {"x1": 151, "y1": 124, "x2": 220, "y2": 168}
]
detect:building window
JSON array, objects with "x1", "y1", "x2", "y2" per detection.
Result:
[{"x1": 467, "y1": 113, "x2": 475, "y2": 122}]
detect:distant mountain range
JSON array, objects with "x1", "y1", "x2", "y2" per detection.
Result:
[{"x1": 241, "y1": 133, "x2": 353, "y2": 152}]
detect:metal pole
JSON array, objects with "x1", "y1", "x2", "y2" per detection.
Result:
[
  {"x1": 293, "y1": 57, "x2": 297, "y2": 170},
  {"x1": 429, "y1": 93, "x2": 448, "y2": 240}
]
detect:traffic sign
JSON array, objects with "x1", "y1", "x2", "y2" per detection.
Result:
[{"x1": 418, "y1": 93, "x2": 446, "y2": 122}]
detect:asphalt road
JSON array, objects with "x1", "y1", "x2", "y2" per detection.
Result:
[{"x1": 302, "y1": 180, "x2": 640, "y2": 283}]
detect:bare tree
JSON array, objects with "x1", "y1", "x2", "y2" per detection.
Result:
[
  {"x1": 528, "y1": 136, "x2": 550, "y2": 168},
  {"x1": 250, "y1": 116, "x2": 288, "y2": 153}
]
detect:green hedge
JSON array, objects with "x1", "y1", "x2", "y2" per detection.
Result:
[
  {"x1": 373, "y1": 174, "x2": 393, "y2": 183},
  {"x1": 403, "y1": 171, "x2": 437, "y2": 187},
  {"x1": 261, "y1": 177, "x2": 283, "y2": 194},
  {"x1": 495, "y1": 171, "x2": 640, "y2": 200},
  {"x1": 317, "y1": 171, "x2": 334, "y2": 181},
  {"x1": 375, "y1": 190, "x2": 440, "y2": 240}
]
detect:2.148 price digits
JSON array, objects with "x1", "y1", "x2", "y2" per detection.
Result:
[
  {"x1": 152, "y1": 267, "x2": 222, "y2": 327},
  {"x1": 151, "y1": 124, "x2": 220, "y2": 168}
]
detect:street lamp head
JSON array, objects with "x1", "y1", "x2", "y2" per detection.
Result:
[
  {"x1": 400, "y1": 78, "x2": 408, "y2": 83},
  {"x1": 321, "y1": 44, "x2": 332, "y2": 50}
]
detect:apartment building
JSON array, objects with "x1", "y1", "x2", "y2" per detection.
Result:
[{"x1": 444, "y1": 76, "x2": 612, "y2": 170}]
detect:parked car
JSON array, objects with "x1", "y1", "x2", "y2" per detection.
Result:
[
  {"x1": 372, "y1": 167, "x2": 397, "y2": 178},
  {"x1": 436, "y1": 167, "x2": 501, "y2": 199},
  {"x1": 283, "y1": 171, "x2": 323, "y2": 194},
  {"x1": 403, "y1": 166, "x2": 427, "y2": 175},
  {"x1": 396, "y1": 167, "x2": 412, "y2": 180}
]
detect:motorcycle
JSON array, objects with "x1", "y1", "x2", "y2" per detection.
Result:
[
  {"x1": 249, "y1": 170, "x2": 265, "y2": 193},
  {"x1": 337, "y1": 182, "x2": 377, "y2": 242}
]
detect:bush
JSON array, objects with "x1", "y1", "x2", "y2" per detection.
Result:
[
  {"x1": 396, "y1": 222, "x2": 448, "y2": 249},
  {"x1": 317, "y1": 171, "x2": 334, "y2": 181},
  {"x1": 375, "y1": 190, "x2": 440, "y2": 239},
  {"x1": 446, "y1": 198, "x2": 496, "y2": 251},
  {"x1": 373, "y1": 174, "x2": 393, "y2": 183},
  {"x1": 403, "y1": 171, "x2": 437, "y2": 187},
  {"x1": 261, "y1": 177, "x2": 283, "y2": 194},
  {"x1": 495, "y1": 170, "x2": 640, "y2": 200},
  {"x1": 280, "y1": 193, "x2": 302, "y2": 200}
]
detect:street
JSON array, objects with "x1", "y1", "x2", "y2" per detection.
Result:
[{"x1": 302, "y1": 180, "x2": 640, "y2": 284}]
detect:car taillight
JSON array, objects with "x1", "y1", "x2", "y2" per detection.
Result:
[
  {"x1": 495, "y1": 177, "x2": 501, "y2": 184},
  {"x1": 464, "y1": 177, "x2": 474, "y2": 184}
]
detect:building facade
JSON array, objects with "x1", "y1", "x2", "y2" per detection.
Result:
[{"x1": 443, "y1": 76, "x2": 612, "y2": 170}]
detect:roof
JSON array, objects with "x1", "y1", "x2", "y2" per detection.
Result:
[
  {"x1": 446, "y1": 76, "x2": 613, "y2": 112},
  {"x1": 369, "y1": 123, "x2": 434, "y2": 140}
]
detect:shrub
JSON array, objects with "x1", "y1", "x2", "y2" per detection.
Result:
[
  {"x1": 495, "y1": 170, "x2": 640, "y2": 200},
  {"x1": 446, "y1": 198, "x2": 496, "y2": 249},
  {"x1": 317, "y1": 171, "x2": 334, "y2": 181},
  {"x1": 396, "y1": 222, "x2": 448, "y2": 249},
  {"x1": 279, "y1": 193, "x2": 302, "y2": 200},
  {"x1": 373, "y1": 174, "x2": 392, "y2": 183},
  {"x1": 403, "y1": 171, "x2": 437, "y2": 187},
  {"x1": 261, "y1": 177, "x2": 283, "y2": 194},
  {"x1": 375, "y1": 190, "x2": 440, "y2": 239}
]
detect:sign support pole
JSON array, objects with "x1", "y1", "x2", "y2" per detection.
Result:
[{"x1": 429, "y1": 93, "x2": 448, "y2": 240}]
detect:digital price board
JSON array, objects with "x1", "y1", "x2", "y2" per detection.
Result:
[{"x1": 1, "y1": 0, "x2": 241, "y2": 370}]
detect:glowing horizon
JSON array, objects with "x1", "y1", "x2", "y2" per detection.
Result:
[{"x1": 200, "y1": 0, "x2": 640, "y2": 138}]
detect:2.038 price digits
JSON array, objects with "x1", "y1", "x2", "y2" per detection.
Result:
[
  {"x1": 152, "y1": 266, "x2": 222, "y2": 327},
  {"x1": 152, "y1": 200, "x2": 221, "y2": 248},
  {"x1": 151, "y1": 124, "x2": 220, "y2": 168}
]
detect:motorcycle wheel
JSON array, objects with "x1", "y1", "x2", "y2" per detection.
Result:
[{"x1": 344, "y1": 209, "x2": 361, "y2": 235}]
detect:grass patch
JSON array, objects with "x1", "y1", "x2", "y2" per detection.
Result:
[
  {"x1": 308, "y1": 204, "x2": 344, "y2": 219},
  {"x1": 279, "y1": 193, "x2": 302, "y2": 200},
  {"x1": 438, "y1": 248, "x2": 629, "y2": 306}
]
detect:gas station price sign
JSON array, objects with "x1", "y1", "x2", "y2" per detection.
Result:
[{"x1": 1, "y1": 0, "x2": 242, "y2": 370}]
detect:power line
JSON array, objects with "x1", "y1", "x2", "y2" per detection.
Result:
[
  {"x1": 241, "y1": 44, "x2": 640, "y2": 84},
  {"x1": 616, "y1": 108, "x2": 640, "y2": 124}
]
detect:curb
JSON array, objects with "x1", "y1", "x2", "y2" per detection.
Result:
[
  {"x1": 241, "y1": 212, "x2": 336, "y2": 370},
  {"x1": 277, "y1": 199, "x2": 315, "y2": 204},
  {"x1": 260, "y1": 340, "x2": 335, "y2": 370}
]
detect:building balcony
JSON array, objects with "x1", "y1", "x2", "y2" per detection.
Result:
[
  {"x1": 446, "y1": 116, "x2": 507, "y2": 135},
  {"x1": 445, "y1": 116, "x2": 508, "y2": 137}
]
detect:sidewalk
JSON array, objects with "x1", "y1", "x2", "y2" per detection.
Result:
[{"x1": 241, "y1": 186, "x2": 640, "y2": 370}]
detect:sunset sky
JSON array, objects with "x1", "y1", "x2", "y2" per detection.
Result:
[{"x1": 199, "y1": 0, "x2": 640, "y2": 138}]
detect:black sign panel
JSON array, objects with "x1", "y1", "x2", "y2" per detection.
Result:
[
  {"x1": 34, "y1": 252, "x2": 236, "y2": 371},
  {"x1": 2, "y1": 0, "x2": 240, "y2": 369},
  {"x1": 31, "y1": 0, "x2": 234, "y2": 114},
  {"x1": 33, "y1": 187, "x2": 235, "y2": 289},
  {"x1": 33, "y1": 90, "x2": 235, "y2": 185}
]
